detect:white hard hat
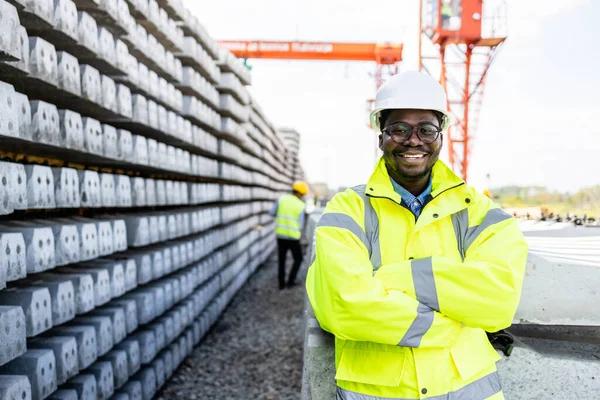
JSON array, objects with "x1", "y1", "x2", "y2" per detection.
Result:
[{"x1": 369, "y1": 70, "x2": 451, "y2": 132}]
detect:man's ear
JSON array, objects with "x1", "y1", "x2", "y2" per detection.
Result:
[{"x1": 378, "y1": 134, "x2": 384, "y2": 151}]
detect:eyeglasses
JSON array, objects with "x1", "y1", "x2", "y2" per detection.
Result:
[{"x1": 381, "y1": 122, "x2": 442, "y2": 144}]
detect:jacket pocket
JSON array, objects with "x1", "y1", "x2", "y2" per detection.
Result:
[
  {"x1": 450, "y1": 327, "x2": 501, "y2": 381},
  {"x1": 335, "y1": 346, "x2": 406, "y2": 387}
]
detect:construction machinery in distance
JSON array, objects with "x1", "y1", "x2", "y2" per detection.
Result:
[{"x1": 220, "y1": 0, "x2": 507, "y2": 182}]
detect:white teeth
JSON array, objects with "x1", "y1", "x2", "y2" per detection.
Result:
[{"x1": 402, "y1": 154, "x2": 424, "y2": 159}]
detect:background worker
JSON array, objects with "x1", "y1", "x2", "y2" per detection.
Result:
[
  {"x1": 306, "y1": 71, "x2": 528, "y2": 399},
  {"x1": 270, "y1": 181, "x2": 309, "y2": 289}
]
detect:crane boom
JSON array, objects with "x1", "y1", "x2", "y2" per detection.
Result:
[{"x1": 219, "y1": 40, "x2": 403, "y2": 64}]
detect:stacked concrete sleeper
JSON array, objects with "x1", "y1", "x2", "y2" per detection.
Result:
[{"x1": 0, "y1": 0, "x2": 292, "y2": 399}]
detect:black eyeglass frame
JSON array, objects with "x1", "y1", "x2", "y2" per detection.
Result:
[{"x1": 381, "y1": 122, "x2": 442, "y2": 144}]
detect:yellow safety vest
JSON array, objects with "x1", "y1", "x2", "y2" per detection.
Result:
[
  {"x1": 275, "y1": 194, "x2": 305, "y2": 240},
  {"x1": 306, "y1": 158, "x2": 528, "y2": 399}
]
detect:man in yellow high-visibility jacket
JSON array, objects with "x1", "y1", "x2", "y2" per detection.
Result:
[
  {"x1": 271, "y1": 181, "x2": 309, "y2": 289},
  {"x1": 306, "y1": 71, "x2": 528, "y2": 399}
]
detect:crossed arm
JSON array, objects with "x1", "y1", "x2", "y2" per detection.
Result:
[{"x1": 306, "y1": 202, "x2": 528, "y2": 348}]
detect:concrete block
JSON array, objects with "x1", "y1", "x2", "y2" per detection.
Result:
[
  {"x1": 28, "y1": 336, "x2": 78, "y2": 385},
  {"x1": 151, "y1": 357, "x2": 165, "y2": 389},
  {"x1": 157, "y1": 315, "x2": 174, "y2": 346},
  {"x1": 54, "y1": 220, "x2": 97, "y2": 262},
  {"x1": 131, "y1": 95, "x2": 148, "y2": 125},
  {"x1": 114, "y1": 340, "x2": 140, "y2": 376},
  {"x1": 23, "y1": 0, "x2": 53, "y2": 24},
  {"x1": 99, "y1": 173, "x2": 116, "y2": 207},
  {"x1": 170, "y1": 244, "x2": 180, "y2": 271},
  {"x1": 159, "y1": 349, "x2": 172, "y2": 379},
  {"x1": 58, "y1": 110, "x2": 84, "y2": 151},
  {"x1": 101, "y1": 75, "x2": 117, "y2": 113},
  {"x1": 98, "y1": 28, "x2": 116, "y2": 67},
  {"x1": 116, "y1": 129, "x2": 133, "y2": 160},
  {"x1": 29, "y1": 101, "x2": 60, "y2": 148},
  {"x1": 164, "y1": 180, "x2": 174, "y2": 205},
  {"x1": 115, "y1": 175, "x2": 132, "y2": 207},
  {"x1": 78, "y1": 169, "x2": 101, "y2": 207},
  {"x1": 115, "y1": 39, "x2": 129, "y2": 72},
  {"x1": 38, "y1": 272, "x2": 94, "y2": 315},
  {"x1": 131, "y1": 134, "x2": 148, "y2": 165},
  {"x1": 185, "y1": 328, "x2": 193, "y2": 355},
  {"x1": 161, "y1": 245, "x2": 171, "y2": 273},
  {"x1": 0, "y1": 376, "x2": 32, "y2": 400},
  {"x1": 119, "y1": 381, "x2": 141, "y2": 400},
  {"x1": 132, "y1": 368, "x2": 156, "y2": 400},
  {"x1": 177, "y1": 336, "x2": 186, "y2": 364},
  {"x1": 48, "y1": 389, "x2": 77, "y2": 400},
  {"x1": 193, "y1": 320, "x2": 201, "y2": 345},
  {"x1": 68, "y1": 317, "x2": 112, "y2": 357},
  {"x1": 102, "y1": 125, "x2": 119, "y2": 159},
  {"x1": 80, "y1": 65, "x2": 102, "y2": 106},
  {"x1": 100, "y1": 350, "x2": 128, "y2": 390},
  {"x1": 166, "y1": 146, "x2": 176, "y2": 171},
  {"x1": 144, "y1": 218, "x2": 158, "y2": 247},
  {"x1": 130, "y1": 177, "x2": 146, "y2": 207},
  {"x1": 87, "y1": 361, "x2": 114, "y2": 399},
  {"x1": 116, "y1": 84, "x2": 132, "y2": 118},
  {"x1": 81, "y1": 116, "x2": 103, "y2": 155},
  {"x1": 49, "y1": 326, "x2": 96, "y2": 371},
  {"x1": 15, "y1": 92, "x2": 32, "y2": 141},
  {"x1": 0, "y1": 224, "x2": 55, "y2": 273},
  {"x1": 0, "y1": 82, "x2": 18, "y2": 139},
  {"x1": 146, "y1": 138, "x2": 158, "y2": 166},
  {"x1": 110, "y1": 252, "x2": 149, "y2": 286},
  {"x1": 28, "y1": 37, "x2": 58, "y2": 85},
  {"x1": 144, "y1": 179, "x2": 156, "y2": 206},
  {"x1": 148, "y1": 70, "x2": 158, "y2": 99},
  {"x1": 77, "y1": 12, "x2": 98, "y2": 53},
  {"x1": 64, "y1": 265, "x2": 111, "y2": 305},
  {"x1": 155, "y1": 180, "x2": 166, "y2": 205},
  {"x1": 41, "y1": 220, "x2": 79, "y2": 265},
  {"x1": 123, "y1": 216, "x2": 149, "y2": 247},
  {"x1": 122, "y1": 291, "x2": 154, "y2": 324},
  {"x1": 130, "y1": 331, "x2": 155, "y2": 366},
  {"x1": 107, "y1": 299, "x2": 137, "y2": 335},
  {"x1": 108, "y1": 219, "x2": 127, "y2": 252},
  {"x1": 63, "y1": 374, "x2": 97, "y2": 400},
  {"x1": 56, "y1": 52, "x2": 81, "y2": 96},
  {"x1": 25, "y1": 278, "x2": 75, "y2": 325},
  {"x1": 0, "y1": 2, "x2": 20, "y2": 61},
  {"x1": 0, "y1": 306, "x2": 26, "y2": 365},
  {"x1": 136, "y1": 62, "x2": 148, "y2": 94},
  {"x1": 148, "y1": 323, "x2": 165, "y2": 354},
  {"x1": 0, "y1": 349, "x2": 57, "y2": 400},
  {"x1": 515, "y1": 253, "x2": 600, "y2": 325},
  {"x1": 0, "y1": 163, "x2": 13, "y2": 216},
  {"x1": 90, "y1": 307, "x2": 126, "y2": 345},
  {"x1": 53, "y1": 0, "x2": 78, "y2": 41},
  {"x1": 6, "y1": 24, "x2": 28, "y2": 73},
  {"x1": 79, "y1": 260, "x2": 123, "y2": 298},
  {"x1": 147, "y1": 100, "x2": 158, "y2": 129},
  {"x1": 149, "y1": 284, "x2": 165, "y2": 315},
  {"x1": 167, "y1": 111, "x2": 176, "y2": 136}
]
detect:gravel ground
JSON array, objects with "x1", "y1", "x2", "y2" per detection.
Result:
[{"x1": 157, "y1": 255, "x2": 306, "y2": 400}]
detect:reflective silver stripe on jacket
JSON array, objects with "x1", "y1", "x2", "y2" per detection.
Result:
[
  {"x1": 399, "y1": 257, "x2": 438, "y2": 347},
  {"x1": 313, "y1": 185, "x2": 382, "y2": 271},
  {"x1": 336, "y1": 371, "x2": 502, "y2": 400},
  {"x1": 451, "y1": 207, "x2": 512, "y2": 261},
  {"x1": 351, "y1": 184, "x2": 381, "y2": 271}
]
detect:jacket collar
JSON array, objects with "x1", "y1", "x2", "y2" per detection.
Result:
[{"x1": 366, "y1": 157, "x2": 465, "y2": 204}]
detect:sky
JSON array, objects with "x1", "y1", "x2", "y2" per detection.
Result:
[{"x1": 184, "y1": 0, "x2": 600, "y2": 193}]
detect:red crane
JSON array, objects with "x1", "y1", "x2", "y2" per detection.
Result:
[{"x1": 419, "y1": 0, "x2": 507, "y2": 181}]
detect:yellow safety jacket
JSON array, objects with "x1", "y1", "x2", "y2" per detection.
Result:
[
  {"x1": 275, "y1": 194, "x2": 305, "y2": 240},
  {"x1": 306, "y1": 158, "x2": 528, "y2": 399}
]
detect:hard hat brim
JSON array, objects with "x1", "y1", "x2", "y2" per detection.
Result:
[{"x1": 369, "y1": 107, "x2": 452, "y2": 132}]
